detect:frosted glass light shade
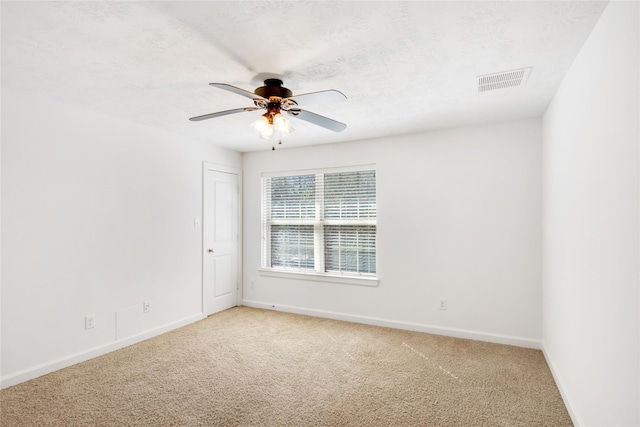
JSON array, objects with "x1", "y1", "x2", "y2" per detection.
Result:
[
  {"x1": 251, "y1": 116, "x2": 275, "y2": 139},
  {"x1": 273, "y1": 113, "x2": 293, "y2": 136}
]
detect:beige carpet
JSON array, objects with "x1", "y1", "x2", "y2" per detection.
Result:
[{"x1": 1, "y1": 307, "x2": 571, "y2": 426}]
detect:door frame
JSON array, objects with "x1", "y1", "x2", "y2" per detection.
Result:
[{"x1": 202, "y1": 162, "x2": 243, "y2": 316}]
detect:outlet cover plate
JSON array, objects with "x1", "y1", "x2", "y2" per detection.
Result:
[{"x1": 85, "y1": 314, "x2": 95, "y2": 329}]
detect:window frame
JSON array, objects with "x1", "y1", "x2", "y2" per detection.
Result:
[{"x1": 260, "y1": 165, "x2": 379, "y2": 287}]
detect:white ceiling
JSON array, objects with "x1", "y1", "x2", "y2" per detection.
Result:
[{"x1": 1, "y1": 1, "x2": 607, "y2": 152}]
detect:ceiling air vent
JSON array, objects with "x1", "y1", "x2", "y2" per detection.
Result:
[{"x1": 477, "y1": 67, "x2": 532, "y2": 93}]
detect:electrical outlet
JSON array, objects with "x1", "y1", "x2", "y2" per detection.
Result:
[
  {"x1": 250, "y1": 280, "x2": 255, "y2": 289},
  {"x1": 438, "y1": 298, "x2": 447, "y2": 311},
  {"x1": 85, "y1": 314, "x2": 95, "y2": 329},
  {"x1": 143, "y1": 302, "x2": 151, "y2": 313}
]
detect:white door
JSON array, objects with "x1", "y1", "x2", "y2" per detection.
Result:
[{"x1": 203, "y1": 168, "x2": 239, "y2": 316}]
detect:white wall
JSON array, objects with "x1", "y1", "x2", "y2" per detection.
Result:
[
  {"x1": 1, "y1": 91, "x2": 241, "y2": 387},
  {"x1": 542, "y1": 1, "x2": 639, "y2": 426},
  {"x1": 242, "y1": 119, "x2": 542, "y2": 346}
]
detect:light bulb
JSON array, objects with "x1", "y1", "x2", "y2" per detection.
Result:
[{"x1": 273, "y1": 113, "x2": 293, "y2": 136}]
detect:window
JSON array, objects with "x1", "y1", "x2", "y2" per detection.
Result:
[{"x1": 262, "y1": 167, "x2": 377, "y2": 280}]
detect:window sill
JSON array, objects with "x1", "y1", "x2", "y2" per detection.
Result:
[{"x1": 258, "y1": 269, "x2": 379, "y2": 287}]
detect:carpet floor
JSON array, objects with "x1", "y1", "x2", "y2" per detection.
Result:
[{"x1": 1, "y1": 306, "x2": 572, "y2": 426}]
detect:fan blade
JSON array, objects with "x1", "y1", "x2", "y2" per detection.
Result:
[
  {"x1": 189, "y1": 107, "x2": 259, "y2": 121},
  {"x1": 209, "y1": 83, "x2": 266, "y2": 101},
  {"x1": 286, "y1": 108, "x2": 347, "y2": 132},
  {"x1": 285, "y1": 89, "x2": 347, "y2": 106}
]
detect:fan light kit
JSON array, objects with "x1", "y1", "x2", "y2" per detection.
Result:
[{"x1": 190, "y1": 79, "x2": 347, "y2": 150}]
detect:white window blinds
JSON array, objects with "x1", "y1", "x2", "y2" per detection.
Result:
[{"x1": 262, "y1": 168, "x2": 376, "y2": 277}]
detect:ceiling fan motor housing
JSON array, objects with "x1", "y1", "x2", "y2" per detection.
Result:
[{"x1": 254, "y1": 79, "x2": 292, "y2": 99}]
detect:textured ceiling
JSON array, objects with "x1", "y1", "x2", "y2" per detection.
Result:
[{"x1": 1, "y1": 1, "x2": 607, "y2": 152}]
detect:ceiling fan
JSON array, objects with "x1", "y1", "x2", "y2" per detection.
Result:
[{"x1": 189, "y1": 79, "x2": 347, "y2": 148}]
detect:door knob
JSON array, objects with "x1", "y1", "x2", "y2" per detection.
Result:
[{"x1": 208, "y1": 248, "x2": 214, "y2": 253}]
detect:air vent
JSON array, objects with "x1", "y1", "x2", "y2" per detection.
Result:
[{"x1": 477, "y1": 67, "x2": 532, "y2": 93}]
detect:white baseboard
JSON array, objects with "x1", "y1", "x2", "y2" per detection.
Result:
[
  {"x1": 541, "y1": 341, "x2": 582, "y2": 426},
  {"x1": 242, "y1": 299, "x2": 542, "y2": 349},
  {"x1": 0, "y1": 313, "x2": 205, "y2": 390}
]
